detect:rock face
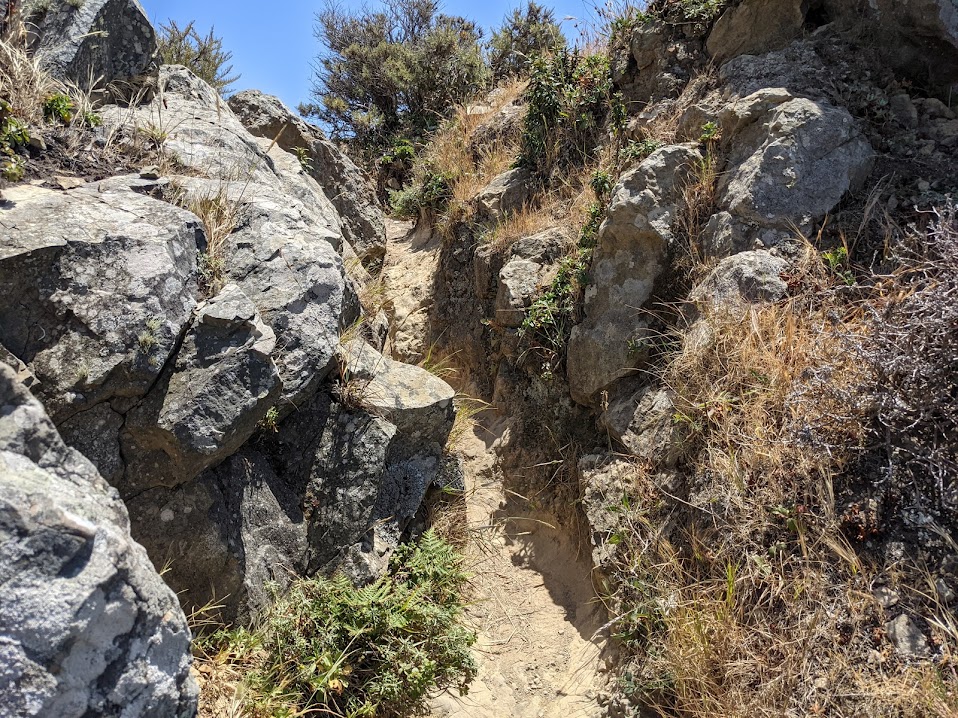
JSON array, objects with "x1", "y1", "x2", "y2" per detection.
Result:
[
  {"x1": 706, "y1": 0, "x2": 807, "y2": 62},
  {"x1": 691, "y1": 251, "x2": 790, "y2": 309},
  {"x1": 27, "y1": 0, "x2": 156, "y2": 87},
  {"x1": 567, "y1": 145, "x2": 702, "y2": 405},
  {"x1": 121, "y1": 284, "x2": 282, "y2": 496},
  {"x1": 0, "y1": 183, "x2": 202, "y2": 423},
  {"x1": 227, "y1": 89, "x2": 387, "y2": 269},
  {"x1": 0, "y1": 364, "x2": 196, "y2": 718},
  {"x1": 476, "y1": 167, "x2": 532, "y2": 219}
]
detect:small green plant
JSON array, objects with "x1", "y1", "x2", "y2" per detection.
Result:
[
  {"x1": 1, "y1": 154, "x2": 24, "y2": 182},
  {"x1": 389, "y1": 169, "x2": 454, "y2": 220},
  {"x1": 380, "y1": 139, "x2": 416, "y2": 167},
  {"x1": 622, "y1": 138, "x2": 663, "y2": 164},
  {"x1": 293, "y1": 146, "x2": 313, "y2": 173},
  {"x1": 520, "y1": 251, "x2": 590, "y2": 370},
  {"x1": 258, "y1": 405, "x2": 280, "y2": 433},
  {"x1": 199, "y1": 530, "x2": 477, "y2": 717},
  {"x1": 157, "y1": 20, "x2": 240, "y2": 94},
  {"x1": 82, "y1": 110, "x2": 101, "y2": 128},
  {"x1": 580, "y1": 201, "x2": 606, "y2": 248},
  {"x1": 822, "y1": 245, "x2": 855, "y2": 285},
  {"x1": 590, "y1": 169, "x2": 613, "y2": 198},
  {"x1": 43, "y1": 93, "x2": 74, "y2": 124},
  {"x1": 699, "y1": 120, "x2": 720, "y2": 143}
]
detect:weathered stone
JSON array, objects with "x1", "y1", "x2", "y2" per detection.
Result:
[
  {"x1": 121, "y1": 284, "x2": 282, "y2": 496},
  {"x1": 567, "y1": 144, "x2": 702, "y2": 405},
  {"x1": 0, "y1": 183, "x2": 202, "y2": 423},
  {"x1": 719, "y1": 96, "x2": 874, "y2": 234},
  {"x1": 600, "y1": 385, "x2": 683, "y2": 465},
  {"x1": 339, "y1": 339, "x2": 456, "y2": 451},
  {"x1": 510, "y1": 226, "x2": 569, "y2": 263},
  {"x1": 886, "y1": 614, "x2": 931, "y2": 658},
  {"x1": 889, "y1": 93, "x2": 920, "y2": 129},
  {"x1": 476, "y1": 167, "x2": 532, "y2": 219},
  {"x1": 127, "y1": 448, "x2": 309, "y2": 624},
  {"x1": 0, "y1": 364, "x2": 196, "y2": 717},
  {"x1": 707, "y1": 0, "x2": 807, "y2": 63},
  {"x1": 228, "y1": 90, "x2": 387, "y2": 269},
  {"x1": 496, "y1": 258, "x2": 542, "y2": 328},
  {"x1": 28, "y1": 0, "x2": 156, "y2": 88},
  {"x1": 691, "y1": 251, "x2": 790, "y2": 309},
  {"x1": 58, "y1": 403, "x2": 125, "y2": 485}
]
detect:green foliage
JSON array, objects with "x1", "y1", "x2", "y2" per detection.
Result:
[
  {"x1": 389, "y1": 168, "x2": 453, "y2": 219},
  {"x1": 699, "y1": 120, "x2": 720, "y2": 142},
  {"x1": 622, "y1": 138, "x2": 663, "y2": 164},
  {"x1": 517, "y1": 48, "x2": 622, "y2": 176},
  {"x1": 204, "y1": 530, "x2": 477, "y2": 718},
  {"x1": 293, "y1": 147, "x2": 313, "y2": 173},
  {"x1": 520, "y1": 251, "x2": 590, "y2": 371},
  {"x1": 645, "y1": 0, "x2": 729, "y2": 25},
  {"x1": 43, "y1": 93, "x2": 73, "y2": 123},
  {"x1": 306, "y1": 0, "x2": 488, "y2": 159},
  {"x1": 1, "y1": 99, "x2": 29, "y2": 183},
  {"x1": 157, "y1": 20, "x2": 240, "y2": 94},
  {"x1": 488, "y1": 1, "x2": 565, "y2": 82},
  {"x1": 380, "y1": 138, "x2": 416, "y2": 166},
  {"x1": 580, "y1": 201, "x2": 606, "y2": 249}
]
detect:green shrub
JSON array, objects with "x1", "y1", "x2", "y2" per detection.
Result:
[
  {"x1": 621, "y1": 138, "x2": 663, "y2": 164},
  {"x1": 157, "y1": 20, "x2": 239, "y2": 94},
  {"x1": 517, "y1": 48, "x2": 623, "y2": 176},
  {"x1": 1, "y1": 99, "x2": 29, "y2": 183},
  {"x1": 520, "y1": 251, "x2": 590, "y2": 372},
  {"x1": 42, "y1": 93, "x2": 73, "y2": 123},
  {"x1": 390, "y1": 169, "x2": 454, "y2": 220},
  {"x1": 202, "y1": 530, "x2": 477, "y2": 718},
  {"x1": 488, "y1": 1, "x2": 565, "y2": 82},
  {"x1": 305, "y1": 0, "x2": 488, "y2": 160}
]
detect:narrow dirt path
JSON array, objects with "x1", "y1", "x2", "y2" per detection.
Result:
[
  {"x1": 379, "y1": 221, "x2": 609, "y2": 717},
  {"x1": 429, "y1": 417, "x2": 608, "y2": 718}
]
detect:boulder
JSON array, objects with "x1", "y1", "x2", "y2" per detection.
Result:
[
  {"x1": 339, "y1": 340, "x2": 456, "y2": 449},
  {"x1": 476, "y1": 167, "x2": 532, "y2": 219},
  {"x1": 228, "y1": 90, "x2": 387, "y2": 269},
  {"x1": 691, "y1": 250, "x2": 790, "y2": 309},
  {"x1": 126, "y1": 448, "x2": 312, "y2": 624},
  {"x1": 26, "y1": 0, "x2": 156, "y2": 88},
  {"x1": 707, "y1": 0, "x2": 807, "y2": 63},
  {"x1": 0, "y1": 183, "x2": 202, "y2": 423},
  {"x1": 567, "y1": 144, "x2": 702, "y2": 405},
  {"x1": 120, "y1": 284, "x2": 282, "y2": 496},
  {"x1": 0, "y1": 363, "x2": 196, "y2": 717},
  {"x1": 600, "y1": 385, "x2": 684, "y2": 466},
  {"x1": 496, "y1": 258, "x2": 543, "y2": 328},
  {"x1": 101, "y1": 68, "x2": 355, "y2": 409},
  {"x1": 716, "y1": 95, "x2": 874, "y2": 247}
]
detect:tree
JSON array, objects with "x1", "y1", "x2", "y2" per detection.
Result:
[
  {"x1": 303, "y1": 0, "x2": 488, "y2": 159},
  {"x1": 488, "y1": 1, "x2": 565, "y2": 82},
  {"x1": 157, "y1": 20, "x2": 240, "y2": 95}
]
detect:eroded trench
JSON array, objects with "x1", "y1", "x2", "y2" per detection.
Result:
[{"x1": 380, "y1": 220, "x2": 611, "y2": 717}]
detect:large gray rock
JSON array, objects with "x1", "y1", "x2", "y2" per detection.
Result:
[
  {"x1": 476, "y1": 167, "x2": 532, "y2": 219},
  {"x1": 691, "y1": 250, "x2": 790, "y2": 309},
  {"x1": 600, "y1": 385, "x2": 683, "y2": 466},
  {"x1": 496, "y1": 258, "x2": 543, "y2": 328},
  {"x1": 567, "y1": 144, "x2": 702, "y2": 405},
  {"x1": 0, "y1": 183, "x2": 202, "y2": 423},
  {"x1": 227, "y1": 90, "x2": 387, "y2": 270},
  {"x1": 719, "y1": 96, "x2": 874, "y2": 235},
  {"x1": 102, "y1": 67, "x2": 354, "y2": 409},
  {"x1": 127, "y1": 448, "x2": 311, "y2": 624},
  {"x1": 27, "y1": 0, "x2": 156, "y2": 88},
  {"x1": 121, "y1": 284, "x2": 282, "y2": 496},
  {"x1": 339, "y1": 339, "x2": 456, "y2": 451},
  {"x1": 0, "y1": 364, "x2": 196, "y2": 717},
  {"x1": 706, "y1": 0, "x2": 807, "y2": 63}
]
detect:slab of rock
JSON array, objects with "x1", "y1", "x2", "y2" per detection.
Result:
[
  {"x1": 0, "y1": 363, "x2": 196, "y2": 717},
  {"x1": 228, "y1": 90, "x2": 386, "y2": 269},
  {"x1": 27, "y1": 0, "x2": 156, "y2": 88},
  {"x1": 0, "y1": 183, "x2": 202, "y2": 423},
  {"x1": 339, "y1": 339, "x2": 456, "y2": 451},
  {"x1": 567, "y1": 144, "x2": 702, "y2": 405},
  {"x1": 885, "y1": 614, "x2": 931, "y2": 658},
  {"x1": 496, "y1": 258, "x2": 543, "y2": 328},
  {"x1": 121, "y1": 284, "x2": 282, "y2": 496},
  {"x1": 707, "y1": 0, "x2": 807, "y2": 63},
  {"x1": 600, "y1": 385, "x2": 683, "y2": 466},
  {"x1": 127, "y1": 448, "x2": 311, "y2": 624},
  {"x1": 691, "y1": 250, "x2": 790, "y2": 310},
  {"x1": 476, "y1": 167, "x2": 532, "y2": 219}
]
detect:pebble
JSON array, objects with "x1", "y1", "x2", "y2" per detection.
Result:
[{"x1": 886, "y1": 614, "x2": 931, "y2": 658}]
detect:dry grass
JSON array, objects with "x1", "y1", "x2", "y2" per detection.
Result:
[
  {"x1": 0, "y1": 36, "x2": 57, "y2": 126},
  {"x1": 596, "y1": 248, "x2": 958, "y2": 717}
]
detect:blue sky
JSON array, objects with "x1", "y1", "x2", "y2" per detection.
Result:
[{"x1": 139, "y1": 1, "x2": 605, "y2": 111}]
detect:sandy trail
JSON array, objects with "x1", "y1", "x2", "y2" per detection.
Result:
[{"x1": 428, "y1": 417, "x2": 608, "y2": 718}]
